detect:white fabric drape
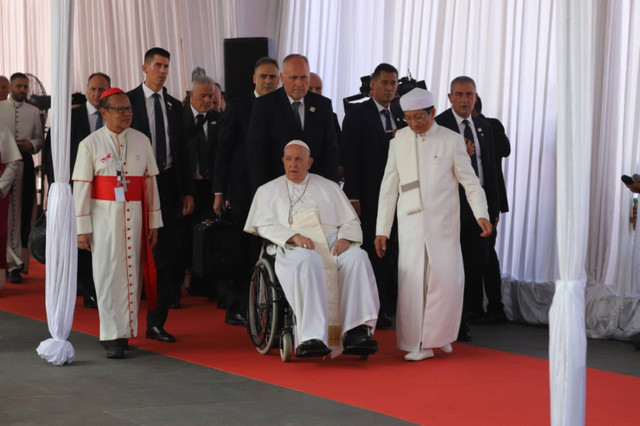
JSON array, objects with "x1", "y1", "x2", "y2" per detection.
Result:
[
  {"x1": 549, "y1": 0, "x2": 593, "y2": 423},
  {"x1": 35, "y1": 0, "x2": 76, "y2": 366}
]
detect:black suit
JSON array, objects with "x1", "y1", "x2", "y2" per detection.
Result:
[
  {"x1": 127, "y1": 84, "x2": 192, "y2": 331},
  {"x1": 342, "y1": 98, "x2": 406, "y2": 314},
  {"x1": 44, "y1": 103, "x2": 97, "y2": 305},
  {"x1": 246, "y1": 87, "x2": 339, "y2": 191},
  {"x1": 213, "y1": 93, "x2": 258, "y2": 319},
  {"x1": 435, "y1": 108, "x2": 499, "y2": 318},
  {"x1": 480, "y1": 114, "x2": 511, "y2": 318}
]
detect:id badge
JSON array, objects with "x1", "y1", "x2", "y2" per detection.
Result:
[{"x1": 114, "y1": 187, "x2": 126, "y2": 202}]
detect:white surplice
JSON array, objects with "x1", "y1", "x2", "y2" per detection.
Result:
[
  {"x1": 245, "y1": 174, "x2": 379, "y2": 355},
  {"x1": 73, "y1": 127, "x2": 162, "y2": 341},
  {"x1": 377, "y1": 123, "x2": 489, "y2": 352}
]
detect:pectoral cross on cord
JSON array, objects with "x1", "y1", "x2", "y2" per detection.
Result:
[{"x1": 117, "y1": 171, "x2": 130, "y2": 192}]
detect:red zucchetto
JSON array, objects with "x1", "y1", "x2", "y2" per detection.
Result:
[{"x1": 99, "y1": 87, "x2": 125, "y2": 100}]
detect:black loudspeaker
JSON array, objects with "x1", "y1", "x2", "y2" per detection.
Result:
[{"x1": 224, "y1": 37, "x2": 277, "y2": 101}]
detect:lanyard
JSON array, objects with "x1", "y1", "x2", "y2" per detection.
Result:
[{"x1": 102, "y1": 127, "x2": 128, "y2": 186}]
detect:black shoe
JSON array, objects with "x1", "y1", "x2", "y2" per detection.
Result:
[
  {"x1": 295, "y1": 339, "x2": 331, "y2": 358},
  {"x1": 343, "y1": 325, "x2": 378, "y2": 355},
  {"x1": 225, "y1": 312, "x2": 248, "y2": 327},
  {"x1": 631, "y1": 333, "x2": 640, "y2": 351},
  {"x1": 116, "y1": 338, "x2": 130, "y2": 350},
  {"x1": 106, "y1": 346, "x2": 124, "y2": 359},
  {"x1": 83, "y1": 296, "x2": 98, "y2": 309},
  {"x1": 169, "y1": 301, "x2": 181, "y2": 309},
  {"x1": 146, "y1": 326, "x2": 176, "y2": 343},
  {"x1": 474, "y1": 310, "x2": 508, "y2": 325},
  {"x1": 8, "y1": 269, "x2": 22, "y2": 284},
  {"x1": 376, "y1": 312, "x2": 392, "y2": 329},
  {"x1": 457, "y1": 320, "x2": 472, "y2": 342}
]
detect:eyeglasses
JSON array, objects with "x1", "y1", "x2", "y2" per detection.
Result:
[
  {"x1": 105, "y1": 106, "x2": 133, "y2": 115},
  {"x1": 403, "y1": 113, "x2": 428, "y2": 122}
]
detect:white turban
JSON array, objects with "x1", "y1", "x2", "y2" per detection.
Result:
[
  {"x1": 284, "y1": 140, "x2": 310, "y2": 152},
  {"x1": 399, "y1": 87, "x2": 434, "y2": 111}
]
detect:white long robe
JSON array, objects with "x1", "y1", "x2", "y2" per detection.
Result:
[
  {"x1": 73, "y1": 127, "x2": 162, "y2": 341},
  {"x1": 377, "y1": 123, "x2": 489, "y2": 352},
  {"x1": 245, "y1": 174, "x2": 379, "y2": 355},
  {"x1": 0, "y1": 99, "x2": 43, "y2": 268},
  {"x1": 0, "y1": 124, "x2": 22, "y2": 288}
]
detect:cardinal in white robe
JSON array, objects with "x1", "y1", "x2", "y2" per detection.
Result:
[
  {"x1": 245, "y1": 140, "x2": 379, "y2": 358},
  {"x1": 0, "y1": 124, "x2": 22, "y2": 288},
  {"x1": 375, "y1": 88, "x2": 492, "y2": 361},
  {"x1": 73, "y1": 88, "x2": 162, "y2": 359}
]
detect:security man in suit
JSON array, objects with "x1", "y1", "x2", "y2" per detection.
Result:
[
  {"x1": 435, "y1": 76, "x2": 500, "y2": 341},
  {"x1": 246, "y1": 53, "x2": 339, "y2": 192},
  {"x1": 180, "y1": 74, "x2": 219, "y2": 307},
  {"x1": 127, "y1": 47, "x2": 194, "y2": 343},
  {"x1": 342, "y1": 63, "x2": 406, "y2": 328},
  {"x1": 213, "y1": 57, "x2": 280, "y2": 327},
  {"x1": 45, "y1": 72, "x2": 111, "y2": 309}
]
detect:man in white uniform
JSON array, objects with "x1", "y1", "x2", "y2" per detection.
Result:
[
  {"x1": 73, "y1": 88, "x2": 163, "y2": 359},
  {"x1": 375, "y1": 88, "x2": 492, "y2": 361},
  {"x1": 0, "y1": 73, "x2": 44, "y2": 282},
  {"x1": 0, "y1": 124, "x2": 22, "y2": 288},
  {"x1": 245, "y1": 141, "x2": 379, "y2": 358}
]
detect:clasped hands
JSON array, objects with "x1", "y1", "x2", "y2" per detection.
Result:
[{"x1": 287, "y1": 233, "x2": 350, "y2": 256}]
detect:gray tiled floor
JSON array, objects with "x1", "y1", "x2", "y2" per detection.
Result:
[
  {"x1": 1, "y1": 310, "x2": 638, "y2": 425},
  {"x1": 0, "y1": 311, "x2": 413, "y2": 426}
]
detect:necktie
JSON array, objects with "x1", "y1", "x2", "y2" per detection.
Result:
[
  {"x1": 462, "y1": 119, "x2": 479, "y2": 175},
  {"x1": 196, "y1": 113, "x2": 209, "y2": 179},
  {"x1": 95, "y1": 111, "x2": 103, "y2": 130},
  {"x1": 381, "y1": 108, "x2": 393, "y2": 131},
  {"x1": 153, "y1": 93, "x2": 167, "y2": 170},
  {"x1": 292, "y1": 101, "x2": 302, "y2": 130}
]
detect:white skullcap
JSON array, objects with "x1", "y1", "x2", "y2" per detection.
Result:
[
  {"x1": 399, "y1": 87, "x2": 434, "y2": 111},
  {"x1": 284, "y1": 140, "x2": 310, "y2": 152}
]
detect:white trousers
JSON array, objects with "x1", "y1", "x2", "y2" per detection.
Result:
[{"x1": 274, "y1": 245, "x2": 379, "y2": 348}]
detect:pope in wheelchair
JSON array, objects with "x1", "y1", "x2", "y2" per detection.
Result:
[{"x1": 244, "y1": 140, "x2": 380, "y2": 358}]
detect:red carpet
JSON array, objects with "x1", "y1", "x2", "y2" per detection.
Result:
[{"x1": 2, "y1": 262, "x2": 640, "y2": 425}]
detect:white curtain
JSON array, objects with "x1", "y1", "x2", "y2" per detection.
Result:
[{"x1": 35, "y1": 0, "x2": 76, "y2": 366}]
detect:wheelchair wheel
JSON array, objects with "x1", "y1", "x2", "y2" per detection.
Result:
[
  {"x1": 280, "y1": 331, "x2": 293, "y2": 362},
  {"x1": 248, "y1": 258, "x2": 279, "y2": 355}
]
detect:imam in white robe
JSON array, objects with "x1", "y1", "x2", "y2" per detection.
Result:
[
  {"x1": 73, "y1": 126, "x2": 162, "y2": 341},
  {"x1": 245, "y1": 174, "x2": 379, "y2": 355},
  {"x1": 377, "y1": 123, "x2": 489, "y2": 352}
]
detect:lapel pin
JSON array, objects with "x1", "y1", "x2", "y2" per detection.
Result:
[{"x1": 309, "y1": 106, "x2": 316, "y2": 113}]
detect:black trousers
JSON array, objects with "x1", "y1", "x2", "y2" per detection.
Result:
[
  {"x1": 21, "y1": 153, "x2": 36, "y2": 246},
  {"x1": 482, "y1": 227, "x2": 504, "y2": 314},
  {"x1": 78, "y1": 248, "x2": 96, "y2": 302},
  {"x1": 460, "y1": 222, "x2": 491, "y2": 317},
  {"x1": 147, "y1": 168, "x2": 182, "y2": 330}
]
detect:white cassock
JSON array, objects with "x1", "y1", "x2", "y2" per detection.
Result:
[
  {"x1": 0, "y1": 99, "x2": 44, "y2": 268},
  {"x1": 0, "y1": 124, "x2": 22, "y2": 288},
  {"x1": 73, "y1": 126, "x2": 162, "y2": 341},
  {"x1": 377, "y1": 123, "x2": 489, "y2": 352},
  {"x1": 245, "y1": 173, "x2": 379, "y2": 356}
]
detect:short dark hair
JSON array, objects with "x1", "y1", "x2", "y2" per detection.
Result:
[
  {"x1": 474, "y1": 96, "x2": 483, "y2": 114},
  {"x1": 144, "y1": 47, "x2": 170, "y2": 64},
  {"x1": 282, "y1": 54, "x2": 309, "y2": 67},
  {"x1": 10, "y1": 73, "x2": 28, "y2": 83},
  {"x1": 372, "y1": 63, "x2": 398, "y2": 80},
  {"x1": 450, "y1": 76, "x2": 476, "y2": 93},
  {"x1": 87, "y1": 72, "x2": 111, "y2": 86},
  {"x1": 99, "y1": 92, "x2": 126, "y2": 109},
  {"x1": 254, "y1": 57, "x2": 279, "y2": 72}
]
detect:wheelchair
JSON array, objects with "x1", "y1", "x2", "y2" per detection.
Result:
[{"x1": 247, "y1": 244, "x2": 296, "y2": 362}]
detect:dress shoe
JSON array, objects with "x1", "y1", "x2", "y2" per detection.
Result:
[
  {"x1": 146, "y1": 326, "x2": 176, "y2": 343},
  {"x1": 404, "y1": 349, "x2": 434, "y2": 361},
  {"x1": 225, "y1": 312, "x2": 248, "y2": 327},
  {"x1": 376, "y1": 312, "x2": 392, "y2": 329},
  {"x1": 631, "y1": 333, "x2": 640, "y2": 351},
  {"x1": 457, "y1": 321, "x2": 472, "y2": 342},
  {"x1": 474, "y1": 310, "x2": 508, "y2": 325},
  {"x1": 342, "y1": 325, "x2": 378, "y2": 355},
  {"x1": 8, "y1": 269, "x2": 23, "y2": 284},
  {"x1": 169, "y1": 301, "x2": 181, "y2": 309},
  {"x1": 116, "y1": 338, "x2": 130, "y2": 350},
  {"x1": 106, "y1": 346, "x2": 124, "y2": 359},
  {"x1": 83, "y1": 296, "x2": 98, "y2": 309},
  {"x1": 295, "y1": 339, "x2": 331, "y2": 358},
  {"x1": 440, "y1": 343, "x2": 453, "y2": 353}
]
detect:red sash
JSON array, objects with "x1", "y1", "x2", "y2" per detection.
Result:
[
  {"x1": 0, "y1": 157, "x2": 8, "y2": 269},
  {"x1": 91, "y1": 175, "x2": 157, "y2": 310}
]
